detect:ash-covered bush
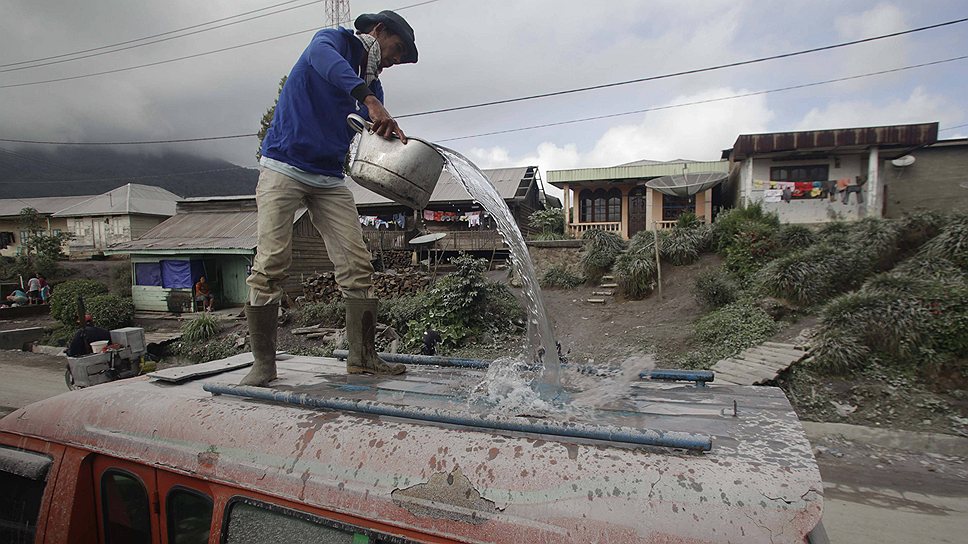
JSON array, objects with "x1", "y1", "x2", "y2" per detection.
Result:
[
  {"x1": 540, "y1": 265, "x2": 584, "y2": 288},
  {"x1": 85, "y1": 294, "x2": 134, "y2": 331},
  {"x1": 660, "y1": 225, "x2": 706, "y2": 266},
  {"x1": 723, "y1": 221, "x2": 781, "y2": 280},
  {"x1": 614, "y1": 232, "x2": 658, "y2": 299},
  {"x1": 181, "y1": 313, "x2": 220, "y2": 343},
  {"x1": 50, "y1": 279, "x2": 109, "y2": 326},
  {"x1": 919, "y1": 212, "x2": 968, "y2": 269},
  {"x1": 694, "y1": 267, "x2": 739, "y2": 308},
  {"x1": 710, "y1": 203, "x2": 780, "y2": 253},
  {"x1": 296, "y1": 300, "x2": 345, "y2": 328},
  {"x1": 776, "y1": 224, "x2": 815, "y2": 251},
  {"x1": 694, "y1": 301, "x2": 780, "y2": 354},
  {"x1": 580, "y1": 229, "x2": 626, "y2": 282}
]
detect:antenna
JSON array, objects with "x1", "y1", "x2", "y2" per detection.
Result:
[{"x1": 324, "y1": 0, "x2": 351, "y2": 27}]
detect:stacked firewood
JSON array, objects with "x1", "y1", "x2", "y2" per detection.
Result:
[
  {"x1": 374, "y1": 250, "x2": 414, "y2": 270},
  {"x1": 301, "y1": 269, "x2": 432, "y2": 304}
]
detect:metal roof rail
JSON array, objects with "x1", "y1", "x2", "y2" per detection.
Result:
[{"x1": 202, "y1": 383, "x2": 713, "y2": 452}]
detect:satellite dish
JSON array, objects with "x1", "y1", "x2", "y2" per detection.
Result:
[
  {"x1": 409, "y1": 232, "x2": 447, "y2": 245},
  {"x1": 891, "y1": 155, "x2": 916, "y2": 167},
  {"x1": 645, "y1": 172, "x2": 728, "y2": 198}
]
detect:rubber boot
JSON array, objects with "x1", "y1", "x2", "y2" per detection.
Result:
[
  {"x1": 239, "y1": 303, "x2": 279, "y2": 386},
  {"x1": 345, "y1": 298, "x2": 406, "y2": 375}
]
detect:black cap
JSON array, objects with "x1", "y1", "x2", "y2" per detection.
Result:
[{"x1": 354, "y1": 10, "x2": 418, "y2": 64}]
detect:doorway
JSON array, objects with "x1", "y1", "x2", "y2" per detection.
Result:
[{"x1": 628, "y1": 187, "x2": 647, "y2": 236}]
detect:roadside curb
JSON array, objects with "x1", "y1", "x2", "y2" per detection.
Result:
[
  {"x1": 31, "y1": 344, "x2": 65, "y2": 356},
  {"x1": 802, "y1": 421, "x2": 968, "y2": 457}
]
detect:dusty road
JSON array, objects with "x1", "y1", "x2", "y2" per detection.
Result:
[
  {"x1": 0, "y1": 349, "x2": 68, "y2": 417},
  {"x1": 0, "y1": 348, "x2": 966, "y2": 542}
]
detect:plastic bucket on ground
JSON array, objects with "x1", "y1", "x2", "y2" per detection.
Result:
[{"x1": 89, "y1": 340, "x2": 109, "y2": 353}]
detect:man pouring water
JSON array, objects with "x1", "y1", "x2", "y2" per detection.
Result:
[{"x1": 241, "y1": 10, "x2": 418, "y2": 386}]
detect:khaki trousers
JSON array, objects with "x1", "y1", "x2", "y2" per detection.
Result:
[{"x1": 246, "y1": 168, "x2": 374, "y2": 306}]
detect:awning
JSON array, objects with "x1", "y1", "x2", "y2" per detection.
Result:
[{"x1": 645, "y1": 172, "x2": 728, "y2": 198}]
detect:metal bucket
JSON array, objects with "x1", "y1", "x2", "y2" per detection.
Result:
[{"x1": 347, "y1": 114, "x2": 444, "y2": 210}]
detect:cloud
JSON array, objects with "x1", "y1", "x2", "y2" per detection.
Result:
[
  {"x1": 795, "y1": 86, "x2": 961, "y2": 130},
  {"x1": 466, "y1": 88, "x2": 775, "y2": 197}
]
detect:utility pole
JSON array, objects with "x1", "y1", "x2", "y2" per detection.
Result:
[{"x1": 324, "y1": 0, "x2": 351, "y2": 27}]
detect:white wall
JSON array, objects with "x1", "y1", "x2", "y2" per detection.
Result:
[{"x1": 743, "y1": 155, "x2": 872, "y2": 223}]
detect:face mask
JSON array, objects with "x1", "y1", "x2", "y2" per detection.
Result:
[{"x1": 356, "y1": 33, "x2": 382, "y2": 86}]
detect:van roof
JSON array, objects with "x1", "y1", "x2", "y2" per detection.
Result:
[{"x1": 1, "y1": 354, "x2": 823, "y2": 543}]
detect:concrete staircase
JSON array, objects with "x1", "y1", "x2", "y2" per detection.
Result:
[
  {"x1": 587, "y1": 275, "x2": 617, "y2": 304},
  {"x1": 711, "y1": 341, "x2": 811, "y2": 385}
]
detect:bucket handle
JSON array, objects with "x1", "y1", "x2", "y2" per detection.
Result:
[{"x1": 347, "y1": 113, "x2": 372, "y2": 134}]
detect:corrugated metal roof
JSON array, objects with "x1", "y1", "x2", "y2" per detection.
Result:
[
  {"x1": 107, "y1": 209, "x2": 306, "y2": 253},
  {"x1": 346, "y1": 166, "x2": 532, "y2": 206},
  {"x1": 53, "y1": 183, "x2": 181, "y2": 218},
  {"x1": 547, "y1": 160, "x2": 730, "y2": 187},
  {"x1": 0, "y1": 195, "x2": 94, "y2": 218},
  {"x1": 727, "y1": 122, "x2": 939, "y2": 161}
]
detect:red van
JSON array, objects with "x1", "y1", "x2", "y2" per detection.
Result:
[{"x1": 1, "y1": 353, "x2": 826, "y2": 543}]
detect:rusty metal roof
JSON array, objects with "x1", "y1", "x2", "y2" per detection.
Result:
[
  {"x1": 106, "y1": 209, "x2": 305, "y2": 254},
  {"x1": 347, "y1": 166, "x2": 533, "y2": 206},
  {"x1": 726, "y1": 122, "x2": 939, "y2": 161},
  {"x1": 1, "y1": 355, "x2": 824, "y2": 542}
]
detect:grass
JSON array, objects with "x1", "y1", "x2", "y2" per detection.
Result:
[
  {"x1": 181, "y1": 313, "x2": 220, "y2": 343},
  {"x1": 580, "y1": 229, "x2": 626, "y2": 282}
]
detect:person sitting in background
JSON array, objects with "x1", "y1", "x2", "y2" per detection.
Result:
[
  {"x1": 6, "y1": 289, "x2": 28, "y2": 305},
  {"x1": 65, "y1": 315, "x2": 112, "y2": 357},
  {"x1": 37, "y1": 274, "x2": 50, "y2": 303},
  {"x1": 26, "y1": 274, "x2": 42, "y2": 304},
  {"x1": 195, "y1": 275, "x2": 215, "y2": 312}
]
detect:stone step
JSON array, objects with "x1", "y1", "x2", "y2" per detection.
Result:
[
  {"x1": 601, "y1": 275, "x2": 615, "y2": 281},
  {"x1": 591, "y1": 291, "x2": 614, "y2": 296},
  {"x1": 600, "y1": 283, "x2": 619, "y2": 288},
  {"x1": 586, "y1": 298, "x2": 606, "y2": 304}
]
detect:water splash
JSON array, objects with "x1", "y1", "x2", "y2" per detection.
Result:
[{"x1": 435, "y1": 146, "x2": 561, "y2": 398}]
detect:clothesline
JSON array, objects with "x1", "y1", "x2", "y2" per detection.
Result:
[{"x1": 421, "y1": 210, "x2": 486, "y2": 226}]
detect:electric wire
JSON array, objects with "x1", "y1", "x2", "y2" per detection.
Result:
[
  {"x1": 0, "y1": 0, "x2": 309, "y2": 69},
  {"x1": 0, "y1": 0, "x2": 441, "y2": 90},
  {"x1": 0, "y1": 166, "x2": 251, "y2": 185},
  {"x1": 0, "y1": 55, "x2": 962, "y2": 147},
  {"x1": 940, "y1": 123, "x2": 968, "y2": 132},
  {"x1": 0, "y1": 1, "x2": 324, "y2": 74}
]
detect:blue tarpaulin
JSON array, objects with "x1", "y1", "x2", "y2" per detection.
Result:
[
  {"x1": 134, "y1": 263, "x2": 162, "y2": 286},
  {"x1": 160, "y1": 260, "x2": 193, "y2": 289},
  {"x1": 190, "y1": 260, "x2": 206, "y2": 286}
]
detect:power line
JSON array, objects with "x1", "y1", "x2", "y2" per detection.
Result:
[
  {"x1": 940, "y1": 123, "x2": 968, "y2": 132},
  {"x1": 397, "y1": 16, "x2": 968, "y2": 119},
  {"x1": 0, "y1": 0, "x2": 310, "y2": 69},
  {"x1": 0, "y1": 166, "x2": 253, "y2": 185},
  {"x1": 435, "y1": 55, "x2": 968, "y2": 142},
  {"x1": 0, "y1": 0, "x2": 441, "y2": 90},
  {"x1": 0, "y1": 54, "x2": 963, "y2": 147},
  {"x1": 0, "y1": 1, "x2": 324, "y2": 75}
]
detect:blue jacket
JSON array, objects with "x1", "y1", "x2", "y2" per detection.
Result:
[{"x1": 261, "y1": 27, "x2": 384, "y2": 178}]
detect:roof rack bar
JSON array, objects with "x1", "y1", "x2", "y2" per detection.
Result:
[
  {"x1": 203, "y1": 383, "x2": 712, "y2": 452},
  {"x1": 642, "y1": 369, "x2": 715, "y2": 387}
]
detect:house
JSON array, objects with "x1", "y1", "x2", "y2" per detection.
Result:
[
  {"x1": 880, "y1": 137, "x2": 968, "y2": 218},
  {"x1": 347, "y1": 165, "x2": 556, "y2": 253},
  {"x1": 0, "y1": 195, "x2": 93, "y2": 257},
  {"x1": 721, "y1": 122, "x2": 939, "y2": 223},
  {"x1": 105, "y1": 196, "x2": 333, "y2": 312},
  {"x1": 52, "y1": 183, "x2": 181, "y2": 258},
  {"x1": 547, "y1": 160, "x2": 732, "y2": 239}
]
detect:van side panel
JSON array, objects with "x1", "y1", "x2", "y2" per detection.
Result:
[
  {"x1": 46, "y1": 448, "x2": 98, "y2": 544},
  {"x1": 0, "y1": 434, "x2": 64, "y2": 544}
]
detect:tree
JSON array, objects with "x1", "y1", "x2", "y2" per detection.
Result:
[
  {"x1": 16, "y1": 207, "x2": 72, "y2": 277},
  {"x1": 256, "y1": 75, "x2": 287, "y2": 159}
]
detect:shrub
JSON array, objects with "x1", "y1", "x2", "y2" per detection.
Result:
[
  {"x1": 723, "y1": 221, "x2": 781, "y2": 280},
  {"x1": 776, "y1": 224, "x2": 815, "y2": 252},
  {"x1": 710, "y1": 203, "x2": 780, "y2": 253},
  {"x1": 173, "y1": 336, "x2": 241, "y2": 364},
  {"x1": 111, "y1": 264, "x2": 132, "y2": 296},
  {"x1": 540, "y1": 265, "x2": 584, "y2": 288},
  {"x1": 296, "y1": 300, "x2": 345, "y2": 328},
  {"x1": 528, "y1": 208, "x2": 565, "y2": 236},
  {"x1": 614, "y1": 232, "x2": 658, "y2": 299},
  {"x1": 182, "y1": 313, "x2": 220, "y2": 343},
  {"x1": 897, "y1": 210, "x2": 948, "y2": 252},
  {"x1": 694, "y1": 301, "x2": 780, "y2": 355},
  {"x1": 50, "y1": 279, "x2": 109, "y2": 325},
  {"x1": 676, "y1": 212, "x2": 700, "y2": 229},
  {"x1": 378, "y1": 294, "x2": 425, "y2": 334},
  {"x1": 580, "y1": 229, "x2": 626, "y2": 282},
  {"x1": 85, "y1": 294, "x2": 134, "y2": 331},
  {"x1": 695, "y1": 267, "x2": 738, "y2": 308},
  {"x1": 919, "y1": 212, "x2": 968, "y2": 269},
  {"x1": 660, "y1": 226, "x2": 705, "y2": 265}
]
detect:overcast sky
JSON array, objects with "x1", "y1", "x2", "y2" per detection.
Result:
[{"x1": 2, "y1": 0, "x2": 966, "y2": 197}]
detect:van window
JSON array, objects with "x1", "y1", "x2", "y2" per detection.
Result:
[
  {"x1": 0, "y1": 446, "x2": 52, "y2": 544},
  {"x1": 167, "y1": 487, "x2": 213, "y2": 544},
  {"x1": 102, "y1": 469, "x2": 151, "y2": 544},
  {"x1": 223, "y1": 498, "x2": 411, "y2": 544}
]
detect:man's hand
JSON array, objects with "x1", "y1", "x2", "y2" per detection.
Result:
[{"x1": 363, "y1": 96, "x2": 408, "y2": 144}]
